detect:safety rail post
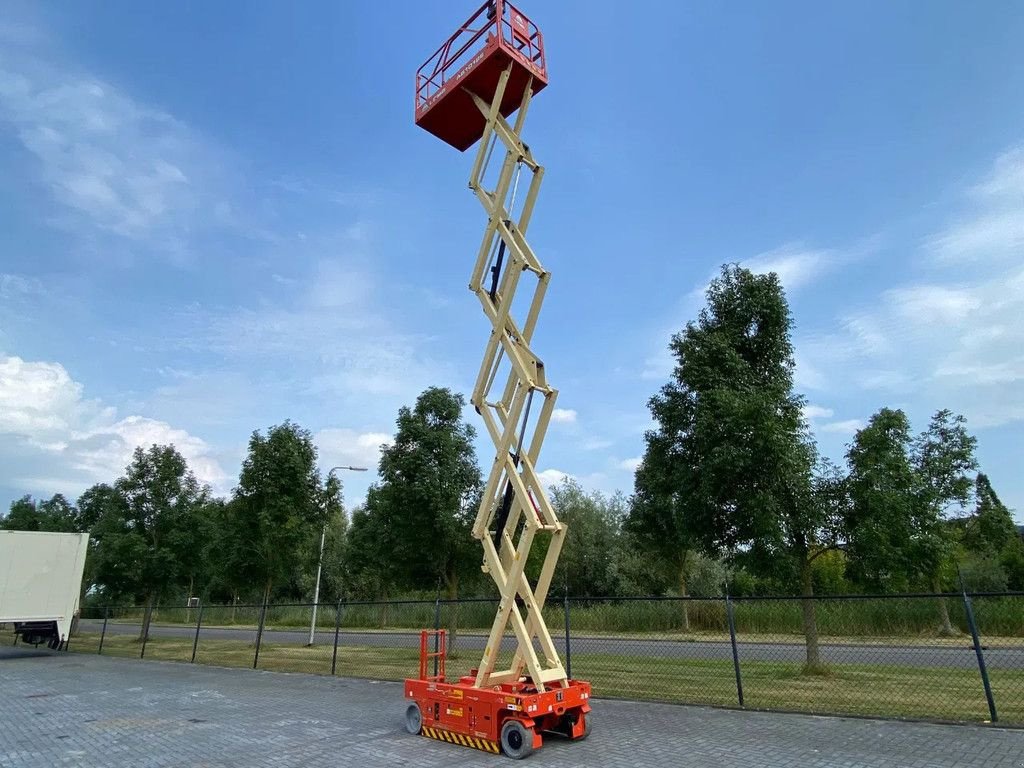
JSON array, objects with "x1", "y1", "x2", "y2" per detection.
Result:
[
  {"x1": 254, "y1": 601, "x2": 268, "y2": 670},
  {"x1": 190, "y1": 603, "x2": 204, "y2": 664},
  {"x1": 331, "y1": 599, "x2": 343, "y2": 676},
  {"x1": 725, "y1": 594, "x2": 744, "y2": 707},
  {"x1": 961, "y1": 588, "x2": 998, "y2": 722},
  {"x1": 563, "y1": 591, "x2": 572, "y2": 680},
  {"x1": 433, "y1": 595, "x2": 442, "y2": 679},
  {"x1": 98, "y1": 607, "x2": 109, "y2": 655}
]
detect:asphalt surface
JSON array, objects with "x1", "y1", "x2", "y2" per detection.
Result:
[
  {"x1": 78, "y1": 619, "x2": 1024, "y2": 670},
  {"x1": 2, "y1": 646, "x2": 1022, "y2": 768}
]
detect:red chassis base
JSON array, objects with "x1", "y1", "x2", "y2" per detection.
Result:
[{"x1": 404, "y1": 674, "x2": 591, "y2": 759}]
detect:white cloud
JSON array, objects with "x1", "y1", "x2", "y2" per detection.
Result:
[
  {"x1": 803, "y1": 404, "x2": 834, "y2": 420},
  {"x1": 0, "y1": 356, "x2": 227, "y2": 496},
  {"x1": 314, "y1": 428, "x2": 393, "y2": 475},
  {"x1": 178, "y1": 252, "x2": 451, "y2": 414},
  {"x1": 888, "y1": 285, "x2": 980, "y2": 325},
  {"x1": 794, "y1": 146, "x2": 1024, "y2": 429},
  {"x1": 857, "y1": 370, "x2": 911, "y2": 390},
  {"x1": 820, "y1": 419, "x2": 864, "y2": 435},
  {"x1": 617, "y1": 457, "x2": 642, "y2": 472},
  {"x1": 550, "y1": 408, "x2": 577, "y2": 424},
  {"x1": 0, "y1": 40, "x2": 228, "y2": 261},
  {"x1": 0, "y1": 273, "x2": 44, "y2": 299},
  {"x1": 839, "y1": 267, "x2": 1024, "y2": 427},
  {"x1": 581, "y1": 437, "x2": 613, "y2": 451},
  {"x1": 537, "y1": 468, "x2": 572, "y2": 489},
  {"x1": 743, "y1": 244, "x2": 833, "y2": 292},
  {"x1": 928, "y1": 147, "x2": 1024, "y2": 264}
]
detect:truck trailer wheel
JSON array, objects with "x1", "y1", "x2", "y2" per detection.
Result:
[{"x1": 500, "y1": 720, "x2": 535, "y2": 760}]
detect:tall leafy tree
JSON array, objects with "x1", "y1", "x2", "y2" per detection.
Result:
[
  {"x1": 75, "y1": 483, "x2": 124, "y2": 609},
  {"x1": 89, "y1": 445, "x2": 206, "y2": 640},
  {"x1": 345, "y1": 501, "x2": 398, "y2": 600},
  {"x1": 630, "y1": 264, "x2": 833, "y2": 667},
  {"x1": 233, "y1": 421, "x2": 324, "y2": 605},
  {"x1": 912, "y1": 409, "x2": 977, "y2": 632},
  {"x1": 361, "y1": 387, "x2": 481, "y2": 599},
  {"x1": 964, "y1": 473, "x2": 1017, "y2": 555},
  {"x1": 964, "y1": 473, "x2": 1024, "y2": 590},
  {"x1": 317, "y1": 473, "x2": 349, "y2": 603},
  {"x1": 846, "y1": 408, "x2": 919, "y2": 591},
  {"x1": 847, "y1": 408, "x2": 978, "y2": 632}
]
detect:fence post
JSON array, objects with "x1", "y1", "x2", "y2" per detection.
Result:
[
  {"x1": 98, "y1": 607, "x2": 109, "y2": 655},
  {"x1": 190, "y1": 603, "x2": 204, "y2": 664},
  {"x1": 962, "y1": 588, "x2": 997, "y2": 722},
  {"x1": 254, "y1": 601, "x2": 268, "y2": 670},
  {"x1": 563, "y1": 591, "x2": 572, "y2": 680},
  {"x1": 433, "y1": 594, "x2": 442, "y2": 678},
  {"x1": 140, "y1": 606, "x2": 149, "y2": 659},
  {"x1": 726, "y1": 594, "x2": 744, "y2": 707},
  {"x1": 331, "y1": 599, "x2": 343, "y2": 676}
]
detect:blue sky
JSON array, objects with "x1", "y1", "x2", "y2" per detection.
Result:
[{"x1": 2, "y1": 1, "x2": 1023, "y2": 520}]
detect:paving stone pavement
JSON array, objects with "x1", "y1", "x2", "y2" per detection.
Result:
[{"x1": 1, "y1": 647, "x2": 1022, "y2": 768}]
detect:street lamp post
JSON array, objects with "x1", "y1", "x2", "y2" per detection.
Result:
[{"x1": 308, "y1": 464, "x2": 367, "y2": 646}]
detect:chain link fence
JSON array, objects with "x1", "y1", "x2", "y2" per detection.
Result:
[{"x1": 21, "y1": 591, "x2": 1021, "y2": 726}]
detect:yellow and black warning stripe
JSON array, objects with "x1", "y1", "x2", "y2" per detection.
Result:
[{"x1": 421, "y1": 726, "x2": 501, "y2": 754}]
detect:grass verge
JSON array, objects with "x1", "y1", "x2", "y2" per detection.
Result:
[{"x1": 67, "y1": 632, "x2": 1024, "y2": 725}]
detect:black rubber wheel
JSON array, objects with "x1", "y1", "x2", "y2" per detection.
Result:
[
  {"x1": 500, "y1": 719, "x2": 535, "y2": 760},
  {"x1": 404, "y1": 703, "x2": 423, "y2": 735},
  {"x1": 578, "y1": 712, "x2": 591, "y2": 740}
]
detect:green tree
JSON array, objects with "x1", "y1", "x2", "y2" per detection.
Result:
[
  {"x1": 1, "y1": 494, "x2": 80, "y2": 531},
  {"x1": 77, "y1": 484, "x2": 121, "y2": 531},
  {"x1": 75, "y1": 483, "x2": 124, "y2": 611},
  {"x1": 965, "y1": 473, "x2": 1018, "y2": 555},
  {"x1": 197, "y1": 497, "x2": 253, "y2": 616},
  {"x1": 846, "y1": 408, "x2": 919, "y2": 591},
  {"x1": 89, "y1": 445, "x2": 207, "y2": 640},
  {"x1": 912, "y1": 409, "x2": 977, "y2": 633},
  {"x1": 367, "y1": 387, "x2": 481, "y2": 598},
  {"x1": 317, "y1": 473, "x2": 349, "y2": 603},
  {"x1": 631, "y1": 264, "x2": 834, "y2": 667},
  {"x1": 536, "y1": 479, "x2": 624, "y2": 598},
  {"x1": 345, "y1": 501, "x2": 398, "y2": 600},
  {"x1": 964, "y1": 473, "x2": 1024, "y2": 590},
  {"x1": 847, "y1": 408, "x2": 978, "y2": 633},
  {"x1": 233, "y1": 421, "x2": 324, "y2": 605}
]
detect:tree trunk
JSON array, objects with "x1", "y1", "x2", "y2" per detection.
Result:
[
  {"x1": 263, "y1": 580, "x2": 272, "y2": 609},
  {"x1": 800, "y1": 560, "x2": 821, "y2": 671},
  {"x1": 231, "y1": 591, "x2": 238, "y2": 624},
  {"x1": 139, "y1": 592, "x2": 155, "y2": 643},
  {"x1": 679, "y1": 551, "x2": 691, "y2": 633},
  {"x1": 933, "y1": 574, "x2": 956, "y2": 636},
  {"x1": 186, "y1": 575, "x2": 194, "y2": 623}
]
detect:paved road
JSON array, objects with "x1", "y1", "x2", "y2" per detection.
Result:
[
  {"x1": 79, "y1": 619, "x2": 1024, "y2": 669},
  {"x1": 2, "y1": 646, "x2": 1021, "y2": 768}
]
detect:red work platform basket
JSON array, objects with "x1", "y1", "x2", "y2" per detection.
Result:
[{"x1": 415, "y1": 0, "x2": 547, "y2": 151}]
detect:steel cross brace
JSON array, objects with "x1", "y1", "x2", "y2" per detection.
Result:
[{"x1": 465, "y1": 65, "x2": 568, "y2": 692}]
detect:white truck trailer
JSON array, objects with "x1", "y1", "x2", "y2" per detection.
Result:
[{"x1": 0, "y1": 530, "x2": 90, "y2": 649}]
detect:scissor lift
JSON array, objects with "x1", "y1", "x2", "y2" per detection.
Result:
[{"x1": 403, "y1": 1, "x2": 591, "y2": 759}]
